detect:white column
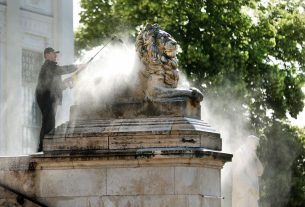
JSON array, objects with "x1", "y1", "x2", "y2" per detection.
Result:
[
  {"x1": 54, "y1": 0, "x2": 74, "y2": 64},
  {"x1": 53, "y1": 0, "x2": 74, "y2": 126},
  {"x1": 0, "y1": 4, "x2": 5, "y2": 155},
  {"x1": 5, "y1": 0, "x2": 23, "y2": 155}
]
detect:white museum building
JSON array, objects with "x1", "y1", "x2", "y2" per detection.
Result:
[{"x1": 0, "y1": 0, "x2": 74, "y2": 155}]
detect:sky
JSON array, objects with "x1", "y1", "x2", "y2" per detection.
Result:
[
  {"x1": 290, "y1": 104, "x2": 305, "y2": 128},
  {"x1": 72, "y1": 1, "x2": 305, "y2": 128},
  {"x1": 73, "y1": 0, "x2": 81, "y2": 31}
]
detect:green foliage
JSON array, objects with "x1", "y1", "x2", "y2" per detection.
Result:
[
  {"x1": 75, "y1": 0, "x2": 305, "y2": 122},
  {"x1": 75, "y1": 0, "x2": 305, "y2": 205}
]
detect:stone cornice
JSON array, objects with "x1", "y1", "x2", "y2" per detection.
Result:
[
  {"x1": 31, "y1": 148, "x2": 232, "y2": 170},
  {"x1": 20, "y1": 0, "x2": 52, "y2": 16},
  {"x1": 44, "y1": 117, "x2": 223, "y2": 152},
  {"x1": 0, "y1": 4, "x2": 5, "y2": 29},
  {"x1": 0, "y1": 147, "x2": 233, "y2": 171},
  {"x1": 20, "y1": 10, "x2": 53, "y2": 38}
]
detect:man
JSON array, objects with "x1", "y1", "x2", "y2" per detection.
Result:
[{"x1": 35, "y1": 47, "x2": 85, "y2": 152}]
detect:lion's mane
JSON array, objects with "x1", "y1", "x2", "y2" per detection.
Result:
[{"x1": 135, "y1": 24, "x2": 179, "y2": 88}]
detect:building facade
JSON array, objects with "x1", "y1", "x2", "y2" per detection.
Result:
[{"x1": 0, "y1": 0, "x2": 74, "y2": 155}]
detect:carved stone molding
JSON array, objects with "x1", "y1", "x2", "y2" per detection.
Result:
[
  {"x1": 20, "y1": 0, "x2": 52, "y2": 16},
  {"x1": 22, "y1": 34, "x2": 45, "y2": 52},
  {"x1": 20, "y1": 10, "x2": 52, "y2": 40},
  {"x1": 0, "y1": 5, "x2": 5, "y2": 43},
  {"x1": 0, "y1": 5, "x2": 5, "y2": 28}
]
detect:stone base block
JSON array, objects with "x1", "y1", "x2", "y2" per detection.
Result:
[
  {"x1": 39, "y1": 195, "x2": 220, "y2": 207},
  {"x1": 70, "y1": 97, "x2": 201, "y2": 120},
  {"x1": 44, "y1": 117, "x2": 221, "y2": 152},
  {"x1": 0, "y1": 148, "x2": 232, "y2": 207}
]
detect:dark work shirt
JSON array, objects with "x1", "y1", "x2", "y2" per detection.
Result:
[{"x1": 35, "y1": 60, "x2": 77, "y2": 104}]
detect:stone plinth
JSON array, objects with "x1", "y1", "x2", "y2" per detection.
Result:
[
  {"x1": 43, "y1": 117, "x2": 221, "y2": 153},
  {"x1": 70, "y1": 97, "x2": 201, "y2": 120},
  {"x1": 0, "y1": 97, "x2": 232, "y2": 207},
  {"x1": 44, "y1": 97, "x2": 218, "y2": 154},
  {"x1": 0, "y1": 147, "x2": 231, "y2": 207},
  {"x1": 34, "y1": 149, "x2": 229, "y2": 207}
]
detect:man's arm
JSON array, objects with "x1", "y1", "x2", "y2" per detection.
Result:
[
  {"x1": 61, "y1": 64, "x2": 88, "y2": 89},
  {"x1": 55, "y1": 64, "x2": 87, "y2": 75},
  {"x1": 55, "y1": 64, "x2": 77, "y2": 75}
]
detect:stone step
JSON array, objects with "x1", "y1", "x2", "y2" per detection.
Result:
[{"x1": 43, "y1": 117, "x2": 222, "y2": 152}]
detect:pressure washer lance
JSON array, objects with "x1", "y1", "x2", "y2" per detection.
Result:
[{"x1": 63, "y1": 36, "x2": 122, "y2": 88}]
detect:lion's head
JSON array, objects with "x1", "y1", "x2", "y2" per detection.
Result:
[{"x1": 136, "y1": 24, "x2": 179, "y2": 88}]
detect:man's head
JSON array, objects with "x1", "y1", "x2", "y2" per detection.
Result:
[{"x1": 44, "y1": 47, "x2": 59, "y2": 62}]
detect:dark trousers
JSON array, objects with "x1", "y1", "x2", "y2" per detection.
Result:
[{"x1": 36, "y1": 92, "x2": 57, "y2": 152}]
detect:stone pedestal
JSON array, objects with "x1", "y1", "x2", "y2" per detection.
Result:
[
  {"x1": 35, "y1": 148, "x2": 230, "y2": 206},
  {"x1": 0, "y1": 98, "x2": 232, "y2": 207},
  {"x1": 43, "y1": 116, "x2": 221, "y2": 152}
]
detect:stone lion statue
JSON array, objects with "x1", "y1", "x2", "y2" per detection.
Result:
[{"x1": 135, "y1": 24, "x2": 203, "y2": 102}]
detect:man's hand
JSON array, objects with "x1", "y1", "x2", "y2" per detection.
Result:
[{"x1": 63, "y1": 77, "x2": 74, "y2": 89}]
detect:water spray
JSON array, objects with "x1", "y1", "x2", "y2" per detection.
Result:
[
  {"x1": 76, "y1": 36, "x2": 123, "y2": 74},
  {"x1": 64, "y1": 36, "x2": 124, "y2": 87},
  {"x1": 86, "y1": 36, "x2": 122, "y2": 64}
]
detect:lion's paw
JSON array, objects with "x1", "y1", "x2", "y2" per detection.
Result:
[{"x1": 190, "y1": 87, "x2": 204, "y2": 102}]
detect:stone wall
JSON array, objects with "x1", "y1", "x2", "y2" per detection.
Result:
[
  {"x1": 0, "y1": 148, "x2": 230, "y2": 207},
  {"x1": 0, "y1": 0, "x2": 74, "y2": 155}
]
